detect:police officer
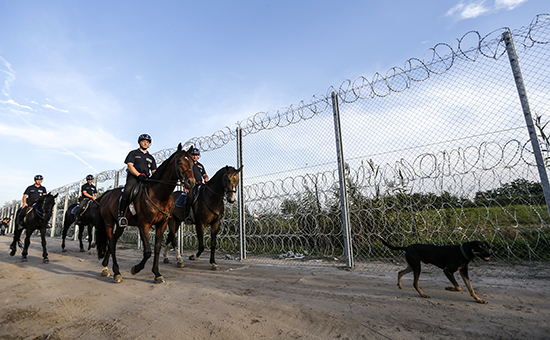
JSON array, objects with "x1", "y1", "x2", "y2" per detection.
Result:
[
  {"x1": 75, "y1": 174, "x2": 97, "y2": 223},
  {"x1": 118, "y1": 134, "x2": 157, "y2": 227},
  {"x1": 184, "y1": 147, "x2": 209, "y2": 224},
  {"x1": 17, "y1": 175, "x2": 47, "y2": 229}
]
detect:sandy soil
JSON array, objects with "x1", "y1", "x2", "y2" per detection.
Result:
[{"x1": 1, "y1": 234, "x2": 549, "y2": 340}]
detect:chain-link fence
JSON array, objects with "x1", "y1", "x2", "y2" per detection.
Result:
[{"x1": 2, "y1": 14, "x2": 550, "y2": 272}]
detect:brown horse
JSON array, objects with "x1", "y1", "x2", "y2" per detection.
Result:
[
  {"x1": 163, "y1": 165, "x2": 242, "y2": 270},
  {"x1": 96, "y1": 143, "x2": 195, "y2": 283}
]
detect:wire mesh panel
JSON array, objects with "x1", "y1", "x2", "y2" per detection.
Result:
[{"x1": 2, "y1": 14, "x2": 550, "y2": 271}]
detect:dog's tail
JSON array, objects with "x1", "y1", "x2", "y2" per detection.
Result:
[{"x1": 379, "y1": 237, "x2": 407, "y2": 251}]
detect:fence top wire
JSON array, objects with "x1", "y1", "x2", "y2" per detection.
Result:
[{"x1": 43, "y1": 13, "x2": 549, "y2": 197}]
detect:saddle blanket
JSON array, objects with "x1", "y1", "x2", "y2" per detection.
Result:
[{"x1": 176, "y1": 193, "x2": 187, "y2": 208}]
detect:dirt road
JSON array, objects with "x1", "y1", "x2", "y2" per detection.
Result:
[{"x1": 1, "y1": 234, "x2": 549, "y2": 339}]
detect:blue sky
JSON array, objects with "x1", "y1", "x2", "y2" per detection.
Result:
[{"x1": 0, "y1": 0, "x2": 545, "y2": 206}]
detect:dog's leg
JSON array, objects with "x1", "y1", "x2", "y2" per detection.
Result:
[
  {"x1": 443, "y1": 270, "x2": 462, "y2": 292},
  {"x1": 459, "y1": 267, "x2": 487, "y2": 304},
  {"x1": 412, "y1": 266, "x2": 429, "y2": 298},
  {"x1": 397, "y1": 265, "x2": 413, "y2": 290}
]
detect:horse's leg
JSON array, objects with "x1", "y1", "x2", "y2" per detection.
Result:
[
  {"x1": 22, "y1": 230, "x2": 32, "y2": 262},
  {"x1": 61, "y1": 219, "x2": 70, "y2": 252},
  {"x1": 163, "y1": 219, "x2": 174, "y2": 264},
  {"x1": 209, "y1": 221, "x2": 220, "y2": 270},
  {"x1": 87, "y1": 224, "x2": 94, "y2": 252},
  {"x1": 101, "y1": 245, "x2": 111, "y2": 277},
  {"x1": 9, "y1": 227, "x2": 23, "y2": 256},
  {"x1": 78, "y1": 223, "x2": 85, "y2": 252},
  {"x1": 174, "y1": 221, "x2": 184, "y2": 268},
  {"x1": 107, "y1": 225, "x2": 124, "y2": 283},
  {"x1": 189, "y1": 223, "x2": 205, "y2": 261},
  {"x1": 151, "y1": 225, "x2": 167, "y2": 283},
  {"x1": 41, "y1": 227, "x2": 49, "y2": 263},
  {"x1": 131, "y1": 225, "x2": 152, "y2": 276}
]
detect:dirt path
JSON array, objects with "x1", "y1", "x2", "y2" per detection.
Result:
[{"x1": 1, "y1": 234, "x2": 549, "y2": 339}]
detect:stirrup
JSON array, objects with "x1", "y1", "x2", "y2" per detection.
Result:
[
  {"x1": 118, "y1": 216, "x2": 128, "y2": 227},
  {"x1": 184, "y1": 216, "x2": 194, "y2": 225}
]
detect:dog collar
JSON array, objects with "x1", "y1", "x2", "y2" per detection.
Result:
[{"x1": 460, "y1": 244, "x2": 472, "y2": 261}]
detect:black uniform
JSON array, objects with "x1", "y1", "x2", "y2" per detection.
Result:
[
  {"x1": 80, "y1": 183, "x2": 97, "y2": 200},
  {"x1": 24, "y1": 184, "x2": 47, "y2": 203},
  {"x1": 75, "y1": 183, "x2": 97, "y2": 222},
  {"x1": 192, "y1": 161, "x2": 208, "y2": 185},
  {"x1": 119, "y1": 149, "x2": 157, "y2": 218}
]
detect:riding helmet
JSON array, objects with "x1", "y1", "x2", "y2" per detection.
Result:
[
  {"x1": 191, "y1": 148, "x2": 200, "y2": 156},
  {"x1": 138, "y1": 134, "x2": 152, "y2": 143},
  {"x1": 86, "y1": 174, "x2": 94, "y2": 181},
  {"x1": 34, "y1": 174, "x2": 43, "y2": 181}
]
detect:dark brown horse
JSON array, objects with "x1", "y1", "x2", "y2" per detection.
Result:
[
  {"x1": 61, "y1": 200, "x2": 100, "y2": 253},
  {"x1": 96, "y1": 144, "x2": 195, "y2": 283},
  {"x1": 163, "y1": 165, "x2": 242, "y2": 270},
  {"x1": 10, "y1": 192, "x2": 58, "y2": 262}
]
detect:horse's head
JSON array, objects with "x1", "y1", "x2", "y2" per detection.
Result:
[
  {"x1": 223, "y1": 165, "x2": 242, "y2": 203},
  {"x1": 40, "y1": 192, "x2": 58, "y2": 220},
  {"x1": 175, "y1": 143, "x2": 196, "y2": 190}
]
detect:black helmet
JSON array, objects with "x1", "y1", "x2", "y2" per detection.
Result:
[
  {"x1": 138, "y1": 134, "x2": 152, "y2": 143},
  {"x1": 34, "y1": 175, "x2": 43, "y2": 181},
  {"x1": 191, "y1": 148, "x2": 200, "y2": 156},
  {"x1": 86, "y1": 174, "x2": 94, "y2": 181}
]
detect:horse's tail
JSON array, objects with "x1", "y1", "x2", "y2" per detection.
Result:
[
  {"x1": 380, "y1": 237, "x2": 407, "y2": 251},
  {"x1": 95, "y1": 212, "x2": 107, "y2": 260}
]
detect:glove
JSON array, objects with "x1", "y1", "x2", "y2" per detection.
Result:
[{"x1": 138, "y1": 174, "x2": 147, "y2": 182}]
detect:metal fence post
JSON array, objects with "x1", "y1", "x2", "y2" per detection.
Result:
[
  {"x1": 331, "y1": 91, "x2": 354, "y2": 268},
  {"x1": 50, "y1": 191, "x2": 59, "y2": 237},
  {"x1": 61, "y1": 187, "x2": 70, "y2": 237},
  {"x1": 237, "y1": 126, "x2": 246, "y2": 261},
  {"x1": 74, "y1": 181, "x2": 83, "y2": 241},
  {"x1": 503, "y1": 29, "x2": 550, "y2": 217}
]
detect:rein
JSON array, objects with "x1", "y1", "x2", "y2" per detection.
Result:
[{"x1": 144, "y1": 187, "x2": 176, "y2": 225}]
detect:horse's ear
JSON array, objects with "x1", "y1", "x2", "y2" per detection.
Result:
[
  {"x1": 53, "y1": 193, "x2": 58, "y2": 198},
  {"x1": 177, "y1": 143, "x2": 183, "y2": 152},
  {"x1": 186, "y1": 146, "x2": 193, "y2": 154},
  {"x1": 236, "y1": 165, "x2": 243, "y2": 172}
]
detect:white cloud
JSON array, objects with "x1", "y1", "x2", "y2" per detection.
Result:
[
  {"x1": 43, "y1": 103, "x2": 69, "y2": 113},
  {"x1": 0, "y1": 56, "x2": 16, "y2": 97},
  {"x1": 446, "y1": 1, "x2": 490, "y2": 20},
  {"x1": 0, "y1": 99, "x2": 33, "y2": 110},
  {"x1": 495, "y1": 0, "x2": 527, "y2": 10},
  {"x1": 446, "y1": 0, "x2": 528, "y2": 21}
]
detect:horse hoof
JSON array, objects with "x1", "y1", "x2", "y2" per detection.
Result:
[
  {"x1": 62, "y1": 249, "x2": 67, "y2": 253},
  {"x1": 189, "y1": 255, "x2": 197, "y2": 261},
  {"x1": 113, "y1": 275, "x2": 123, "y2": 283},
  {"x1": 9, "y1": 251, "x2": 15, "y2": 257},
  {"x1": 101, "y1": 269, "x2": 110, "y2": 277},
  {"x1": 177, "y1": 262, "x2": 185, "y2": 268},
  {"x1": 43, "y1": 258, "x2": 49, "y2": 263},
  {"x1": 163, "y1": 258, "x2": 171, "y2": 264},
  {"x1": 21, "y1": 257, "x2": 28, "y2": 262},
  {"x1": 211, "y1": 264, "x2": 220, "y2": 271},
  {"x1": 155, "y1": 276, "x2": 165, "y2": 284},
  {"x1": 131, "y1": 265, "x2": 140, "y2": 275},
  {"x1": 80, "y1": 249, "x2": 85, "y2": 253}
]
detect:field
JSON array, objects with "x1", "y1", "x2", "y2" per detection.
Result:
[{"x1": 1, "y1": 234, "x2": 549, "y2": 340}]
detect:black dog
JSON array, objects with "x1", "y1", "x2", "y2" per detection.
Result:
[{"x1": 381, "y1": 238, "x2": 491, "y2": 304}]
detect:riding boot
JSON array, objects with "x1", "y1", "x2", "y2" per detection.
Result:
[
  {"x1": 118, "y1": 196, "x2": 129, "y2": 227},
  {"x1": 184, "y1": 194, "x2": 194, "y2": 225}
]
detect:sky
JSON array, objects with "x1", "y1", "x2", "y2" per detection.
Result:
[{"x1": 0, "y1": 0, "x2": 546, "y2": 206}]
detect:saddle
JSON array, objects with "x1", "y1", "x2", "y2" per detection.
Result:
[{"x1": 119, "y1": 182, "x2": 144, "y2": 215}]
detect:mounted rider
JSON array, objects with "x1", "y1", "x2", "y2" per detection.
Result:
[
  {"x1": 75, "y1": 174, "x2": 97, "y2": 223},
  {"x1": 17, "y1": 175, "x2": 47, "y2": 229},
  {"x1": 184, "y1": 147, "x2": 209, "y2": 224},
  {"x1": 118, "y1": 134, "x2": 157, "y2": 227}
]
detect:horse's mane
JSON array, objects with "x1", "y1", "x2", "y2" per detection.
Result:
[
  {"x1": 208, "y1": 166, "x2": 231, "y2": 184},
  {"x1": 150, "y1": 151, "x2": 177, "y2": 181}
]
